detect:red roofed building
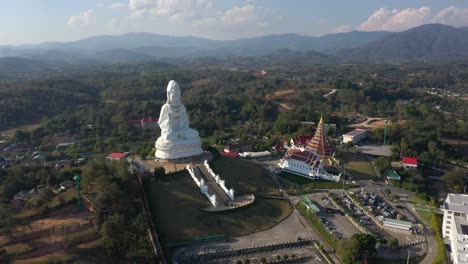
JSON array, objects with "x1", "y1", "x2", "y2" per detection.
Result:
[
  {"x1": 224, "y1": 142, "x2": 252, "y2": 153},
  {"x1": 290, "y1": 135, "x2": 313, "y2": 148},
  {"x1": 220, "y1": 152, "x2": 240, "y2": 158},
  {"x1": 279, "y1": 148, "x2": 341, "y2": 182},
  {"x1": 140, "y1": 118, "x2": 159, "y2": 129},
  {"x1": 402, "y1": 156, "x2": 418, "y2": 169},
  {"x1": 306, "y1": 116, "x2": 333, "y2": 157},
  {"x1": 107, "y1": 152, "x2": 127, "y2": 161}
]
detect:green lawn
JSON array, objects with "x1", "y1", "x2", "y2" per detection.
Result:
[
  {"x1": 210, "y1": 157, "x2": 281, "y2": 196},
  {"x1": 145, "y1": 168, "x2": 292, "y2": 242},
  {"x1": 340, "y1": 152, "x2": 376, "y2": 179},
  {"x1": 279, "y1": 172, "x2": 357, "y2": 196},
  {"x1": 406, "y1": 195, "x2": 430, "y2": 205}
]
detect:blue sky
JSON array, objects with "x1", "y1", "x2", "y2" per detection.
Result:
[{"x1": 1, "y1": 0, "x2": 468, "y2": 45}]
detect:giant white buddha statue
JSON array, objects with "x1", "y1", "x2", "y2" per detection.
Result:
[{"x1": 155, "y1": 80, "x2": 203, "y2": 160}]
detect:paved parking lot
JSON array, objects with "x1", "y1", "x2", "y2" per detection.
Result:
[{"x1": 305, "y1": 192, "x2": 360, "y2": 239}]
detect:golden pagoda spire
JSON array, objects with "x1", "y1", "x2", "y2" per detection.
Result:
[{"x1": 319, "y1": 114, "x2": 323, "y2": 124}]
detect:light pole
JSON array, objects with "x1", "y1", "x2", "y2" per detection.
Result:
[
  {"x1": 383, "y1": 119, "x2": 388, "y2": 145},
  {"x1": 407, "y1": 249, "x2": 415, "y2": 264},
  {"x1": 73, "y1": 174, "x2": 82, "y2": 210}
]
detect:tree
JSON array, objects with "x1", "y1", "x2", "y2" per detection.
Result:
[
  {"x1": 345, "y1": 141, "x2": 354, "y2": 151},
  {"x1": 442, "y1": 170, "x2": 466, "y2": 193},
  {"x1": 100, "y1": 214, "x2": 129, "y2": 256},
  {"x1": 0, "y1": 249, "x2": 9, "y2": 264},
  {"x1": 391, "y1": 194, "x2": 400, "y2": 201},
  {"x1": 337, "y1": 233, "x2": 377, "y2": 263},
  {"x1": 153, "y1": 167, "x2": 166, "y2": 178},
  {"x1": 389, "y1": 238, "x2": 399, "y2": 247},
  {"x1": 374, "y1": 157, "x2": 391, "y2": 174}
]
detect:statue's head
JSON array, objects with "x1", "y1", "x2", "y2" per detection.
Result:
[{"x1": 167, "y1": 80, "x2": 181, "y2": 105}]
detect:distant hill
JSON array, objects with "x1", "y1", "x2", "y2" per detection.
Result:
[
  {"x1": 2, "y1": 24, "x2": 468, "y2": 64},
  {"x1": 0, "y1": 31, "x2": 391, "y2": 63},
  {"x1": 0, "y1": 57, "x2": 52, "y2": 73},
  {"x1": 341, "y1": 24, "x2": 468, "y2": 62}
]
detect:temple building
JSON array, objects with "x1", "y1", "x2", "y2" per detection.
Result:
[
  {"x1": 278, "y1": 148, "x2": 341, "y2": 182},
  {"x1": 306, "y1": 116, "x2": 333, "y2": 157},
  {"x1": 278, "y1": 116, "x2": 340, "y2": 182}
]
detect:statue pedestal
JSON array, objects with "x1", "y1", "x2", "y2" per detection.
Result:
[{"x1": 155, "y1": 136, "x2": 203, "y2": 160}]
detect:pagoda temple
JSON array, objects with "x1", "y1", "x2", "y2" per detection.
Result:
[{"x1": 306, "y1": 116, "x2": 333, "y2": 156}]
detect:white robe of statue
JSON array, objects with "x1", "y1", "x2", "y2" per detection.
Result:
[
  {"x1": 155, "y1": 80, "x2": 202, "y2": 160},
  {"x1": 158, "y1": 80, "x2": 199, "y2": 141}
]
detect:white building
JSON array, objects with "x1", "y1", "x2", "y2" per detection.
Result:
[
  {"x1": 342, "y1": 129, "x2": 367, "y2": 144},
  {"x1": 278, "y1": 148, "x2": 341, "y2": 182},
  {"x1": 442, "y1": 193, "x2": 468, "y2": 264},
  {"x1": 239, "y1": 151, "x2": 271, "y2": 159}
]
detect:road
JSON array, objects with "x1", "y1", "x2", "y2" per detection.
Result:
[{"x1": 323, "y1": 89, "x2": 337, "y2": 98}]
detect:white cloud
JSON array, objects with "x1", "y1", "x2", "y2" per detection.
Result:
[
  {"x1": 67, "y1": 10, "x2": 96, "y2": 27},
  {"x1": 221, "y1": 4, "x2": 273, "y2": 28},
  {"x1": 127, "y1": 0, "x2": 214, "y2": 22},
  {"x1": 357, "y1": 7, "x2": 432, "y2": 31},
  {"x1": 330, "y1": 24, "x2": 353, "y2": 34},
  {"x1": 432, "y1": 6, "x2": 468, "y2": 27},
  {"x1": 222, "y1": 5, "x2": 256, "y2": 26},
  {"x1": 110, "y1": 3, "x2": 126, "y2": 9}
]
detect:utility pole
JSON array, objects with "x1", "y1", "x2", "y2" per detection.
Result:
[
  {"x1": 383, "y1": 119, "x2": 388, "y2": 145},
  {"x1": 74, "y1": 174, "x2": 82, "y2": 210}
]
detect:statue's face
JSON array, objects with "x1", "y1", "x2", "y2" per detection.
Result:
[{"x1": 169, "y1": 87, "x2": 181, "y2": 105}]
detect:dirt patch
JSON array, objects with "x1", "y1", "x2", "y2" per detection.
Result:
[
  {"x1": 271, "y1": 89, "x2": 297, "y2": 98},
  {"x1": 13, "y1": 206, "x2": 92, "y2": 235},
  {"x1": 0, "y1": 123, "x2": 41, "y2": 138},
  {"x1": 14, "y1": 251, "x2": 69, "y2": 264},
  {"x1": 75, "y1": 238, "x2": 102, "y2": 249},
  {"x1": 365, "y1": 119, "x2": 406, "y2": 128},
  {"x1": 266, "y1": 90, "x2": 298, "y2": 110}
]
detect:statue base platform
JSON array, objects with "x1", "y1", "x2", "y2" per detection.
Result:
[{"x1": 155, "y1": 137, "x2": 203, "y2": 160}]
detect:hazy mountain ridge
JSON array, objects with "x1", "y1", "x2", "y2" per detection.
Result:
[
  {"x1": 0, "y1": 31, "x2": 391, "y2": 63},
  {"x1": 341, "y1": 24, "x2": 468, "y2": 62},
  {"x1": 1, "y1": 24, "x2": 468, "y2": 66}
]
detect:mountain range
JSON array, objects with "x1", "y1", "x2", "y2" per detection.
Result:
[{"x1": 1, "y1": 23, "x2": 468, "y2": 66}]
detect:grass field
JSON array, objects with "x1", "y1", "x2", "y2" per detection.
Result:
[
  {"x1": 210, "y1": 157, "x2": 281, "y2": 196},
  {"x1": 279, "y1": 172, "x2": 356, "y2": 196},
  {"x1": 145, "y1": 168, "x2": 292, "y2": 242},
  {"x1": 0, "y1": 123, "x2": 41, "y2": 138},
  {"x1": 406, "y1": 195, "x2": 430, "y2": 206},
  {"x1": 340, "y1": 152, "x2": 376, "y2": 179}
]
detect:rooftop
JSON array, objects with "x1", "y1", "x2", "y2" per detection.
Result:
[
  {"x1": 444, "y1": 193, "x2": 468, "y2": 212},
  {"x1": 300, "y1": 196, "x2": 320, "y2": 212},
  {"x1": 141, "y1": 117, "x2": 159, "y2": 123},
  {"x1": 455, "y1": 216, "x2": 468, "y2": 235},
  {"x1": 384, "y1": 170, "x2": 401, "y2": 181},
  {"x1": 383, "y1": 218, "x2": 413, "y2": 228},
  {"x1": 291, "y1": 135, "x2": 313, "y2": 145},
  {"x1": 107, "y1": 152, "x2": 126, "y2": 159},
  {"x1": 402, "y1": 156, "x2": 418, "y2": 166},
  {"x1": 220, "y1": 152, "x2": 240, "y2": 158}
]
